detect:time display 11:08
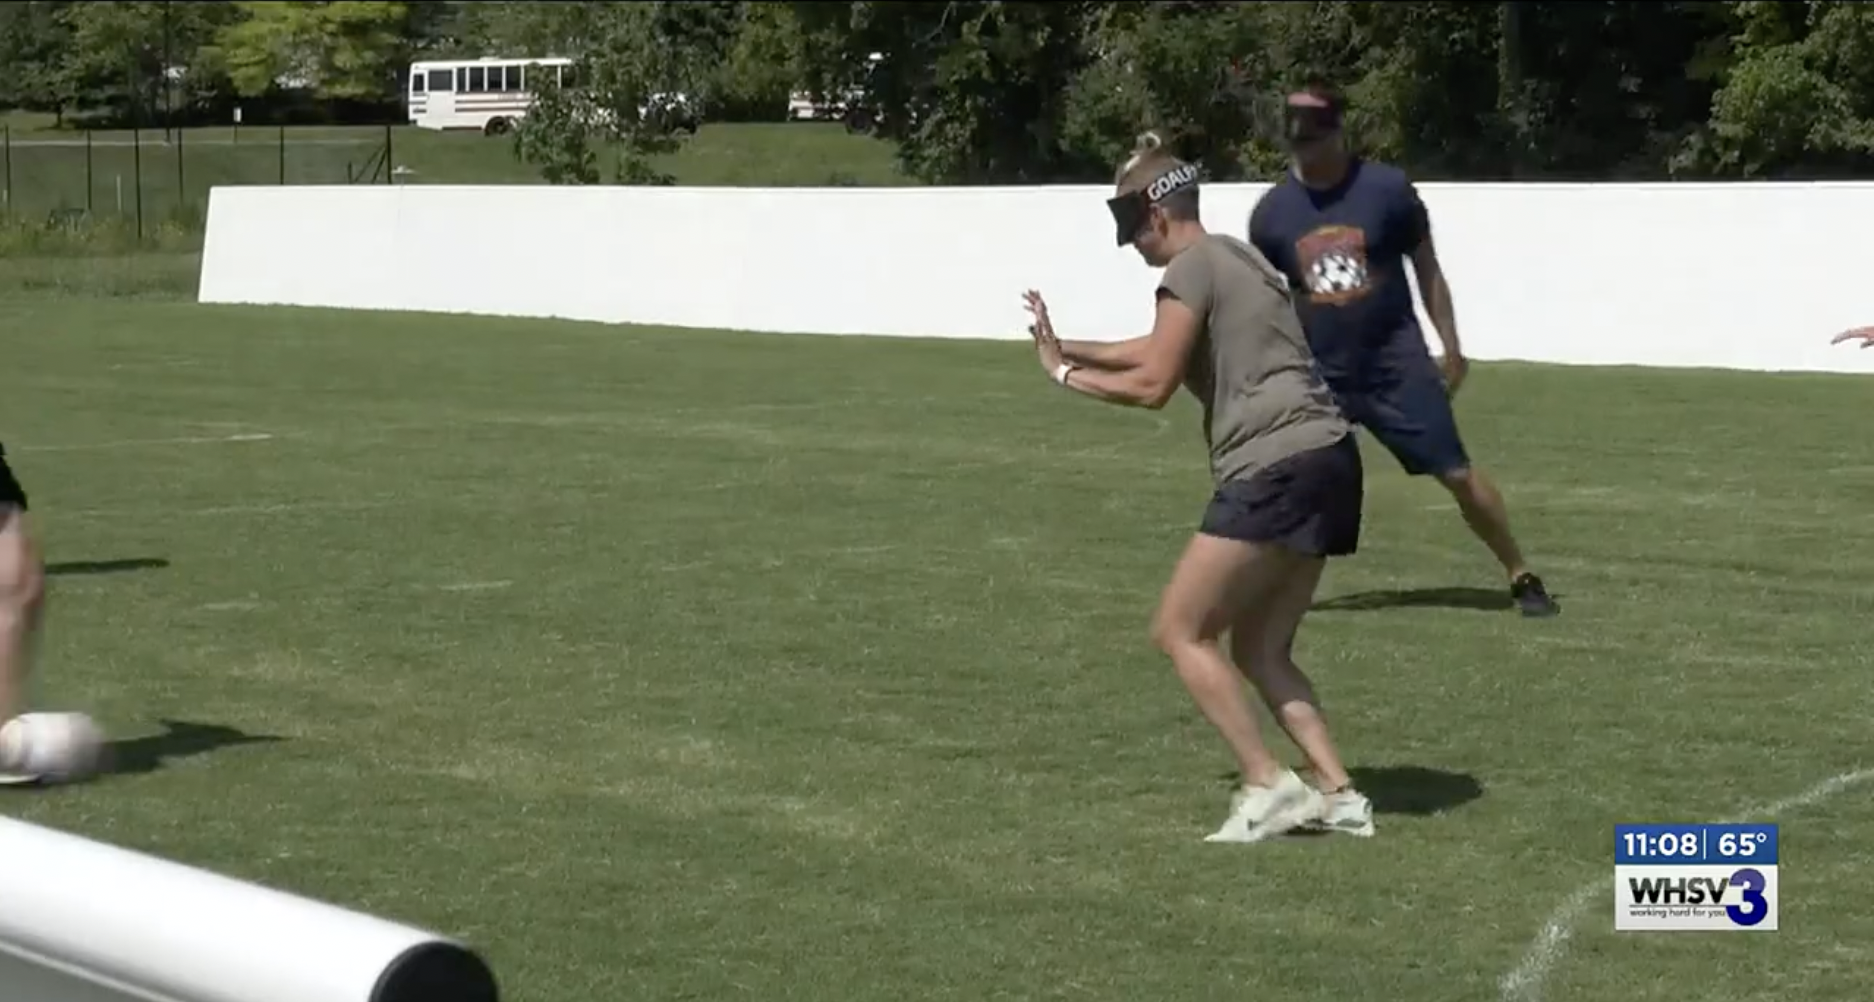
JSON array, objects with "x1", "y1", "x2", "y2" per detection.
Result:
[
  {"x1": 1620, "y1": 828, "x2": 1771, "y2": 860},
  {"x1": 1624, "y1": 830, "x2": 1703, "y2": 857}
]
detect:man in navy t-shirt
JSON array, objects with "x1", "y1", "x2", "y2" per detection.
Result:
[{"x1": 1247, "y1": 79, "x2": 1558, "y2": 617}]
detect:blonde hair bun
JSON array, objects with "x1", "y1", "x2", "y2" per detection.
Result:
[{"x1": 1119, "y1": 130, "x2": 1168, "y2": 176}]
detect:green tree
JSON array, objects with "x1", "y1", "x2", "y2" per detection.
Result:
[
  {"x1": 1061, "y1": 2, "x2": 1314, "y2": 183},
  {"x1": 1066, "y1": 1, "x2": 1731, "y2": 182},
  {"x1": 210, "y1": 1, "x2": 410, "y2": 101},
  {"x1": 473, "y1": 2, "x2": 725, "y2": 184},
  {"x1": 57, "y1": 0, "x2": 240, "y2": 123},
  {"x1": 712, "y1": 2, "x2": 807, "y2": 121},
  {"x1": 781, "y1": 0, "x2": 1792, "y2": 184},
  {"x1": 791, "y1": 1, "x2": 1108, "y2": 184},
  {"x1": 1479, "y1": 2, "x2": 1731, "y2": 179},
  {"x1": 15, "y1": 0, "x2": 1869, "y2": 183},
  {"x1": 403, "y1": 1, "x2": 470, "y2": 57},
  {"x1": 0, "y1": 2, "x2": 78, "y2": 121},
  {"x1": 1683, "y1": 1, "x2": 1874, "y2": 177}
]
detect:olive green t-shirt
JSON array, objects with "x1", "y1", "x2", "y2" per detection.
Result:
[{"x1": 1158, "y1": 234, "x2": 1351, "y2": 486}]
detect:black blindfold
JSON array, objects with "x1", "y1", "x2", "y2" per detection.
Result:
[
  {"x1": 1105, "y1": 162, "x2": 1199, "y2": 247},
  {"x1": 1283, "y1": 102, "x2": 1342, "y2": 145}
]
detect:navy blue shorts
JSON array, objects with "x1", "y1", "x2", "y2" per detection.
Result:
[
  {"x1": 1331, "y1": 363, "x2": 1470, "y2": 478},
  {"x1": 1199, "y1": 435, "x2": 1363, "y2": 557}
]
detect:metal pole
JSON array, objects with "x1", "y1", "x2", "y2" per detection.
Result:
[
  {"x1": 176, "y1": 126, "x2": 186, "y2": 211},
  {"x1": 133, "y1": 126, "x2": 144, "y2": 241},
  {"x1": 162, "y1": 0, "x2": 174, "y2": 143},
  {"x1": 128, "y1": 58, "x2": 142, "y2": 235},
  {"x1": 85, "y1": 130, "x2": 94, "y2": 214},
  {"x1": 384, "y1": 123, "x2": 393, "y2": 184}
]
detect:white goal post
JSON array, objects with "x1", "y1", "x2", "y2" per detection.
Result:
[{"x1": 0, "y1": 815, "x2": 498, "y2": 1002}]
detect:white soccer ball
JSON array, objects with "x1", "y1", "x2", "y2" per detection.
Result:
[{"x1": 0, "y1": 712, "x2": 106, "y2": 783}]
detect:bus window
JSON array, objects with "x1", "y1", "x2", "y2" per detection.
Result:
[
  {"x1": 467, "y1": 66, "x2": 485, "y2": 92},
  {"x1": 427, "y1": 68, "x2": 453, "y2": 91},
  {"x1": 410, "y1": 73, "x2": 425, "y2": 95}
]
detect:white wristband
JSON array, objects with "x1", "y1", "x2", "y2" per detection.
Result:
[{"x1": 1052, "y1": 362, "x2": 1076, "y2": 386}]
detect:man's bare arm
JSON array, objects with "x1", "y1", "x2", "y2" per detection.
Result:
[{"x1": 1411, "y1": 237, "x2": 1461, "y2": 359}]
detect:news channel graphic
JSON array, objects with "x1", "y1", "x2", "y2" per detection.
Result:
[{"x1": 1614, "y1": 823, "x2": 1778, "y2": 932}]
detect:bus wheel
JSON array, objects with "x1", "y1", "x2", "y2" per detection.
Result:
[{"x1": 483, "y1": 117, "x2": 512, "y2": 137}]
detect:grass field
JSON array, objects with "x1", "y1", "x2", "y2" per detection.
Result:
[
  {"x1": 2, "y1": 275, "x2": 1873, "y2": 1002},
  {"x1": 0, "y1": 118, "x2": 908, "y2": 234},
  {"x1": 0, "y1": 252, "x2": 201, "y2": 298}
]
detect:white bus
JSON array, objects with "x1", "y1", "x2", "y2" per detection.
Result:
[
  {"x1": 407, "y1": 56, "x2": 698, "y2": 136},
  {"x1": 407, "y1": 57, "x2": 574, "y2": 135}
]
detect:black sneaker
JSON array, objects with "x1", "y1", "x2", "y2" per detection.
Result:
[{"x1": 1511, "y1": 573, "x2": 1559, "y2": 617}]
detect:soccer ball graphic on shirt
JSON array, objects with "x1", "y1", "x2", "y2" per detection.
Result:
[{"x1": 1308, "y1": 249, "x2": 1368, "y2": 297}]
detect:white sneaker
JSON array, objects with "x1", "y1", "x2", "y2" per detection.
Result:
[
  {"x1": 1305, "y1": 788, "x2": 1376, "y2": 838},
  {"x1": 0, "y1": 722, "x2": 35, "y2": 786},
  {"x1": 1204, "y1": 770, "x2": 1326, "y2": 843}
]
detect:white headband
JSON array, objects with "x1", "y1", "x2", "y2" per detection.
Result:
[{"x1": 1144, "y1": 163, "x2": 1199, "y2": 202}]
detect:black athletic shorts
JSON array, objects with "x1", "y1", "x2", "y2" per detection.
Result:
[
  {"x1": 0, "y1": 445, "x2": 27, "y2": 512},
  {"x1": 1199, "y1": 433, "x2": 1363, "y2": 557}
]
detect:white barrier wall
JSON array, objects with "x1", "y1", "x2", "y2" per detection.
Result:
[
  {"x1": 199, "y1": 182, "x2": 1874, "y2": 374},
  {"x1": 0, "y1": 816, "x2": 499, "y2": 1002}
]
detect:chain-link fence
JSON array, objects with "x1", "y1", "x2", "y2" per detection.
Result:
[{"x1": 0, "y1": 124, "x2": 398, "y2": 243}]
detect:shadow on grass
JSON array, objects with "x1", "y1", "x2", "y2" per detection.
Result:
[
  {"x1": 1345, "y1": 765, "x2": 1485, "y2": 815},
  {"x1": 47, "y1": 557, "x2": 169, "y2": 577},
  {"x1": 2, "y1": 719, "x2": 283, "y2": 792},
  {"x1": 104, "y1": 719, "x2": 283, "y2": 777},
  {"x1": 1313, "y1": 586, "x2": 1513, "y2": 612}
]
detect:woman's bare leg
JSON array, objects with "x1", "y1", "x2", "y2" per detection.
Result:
[
  {"x1": 1229, "y1": 557, "x2": 1350, "y2": 790},
  {"x1": 0, "y1": 508, "x2": 44, "y2": 729},
  {"x1": 1151, "y1": 532, "x2": 1325, "y2": 841},
  {"x1": 1230, "y1": 559, "x2": 1372, "y2": 836}
]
